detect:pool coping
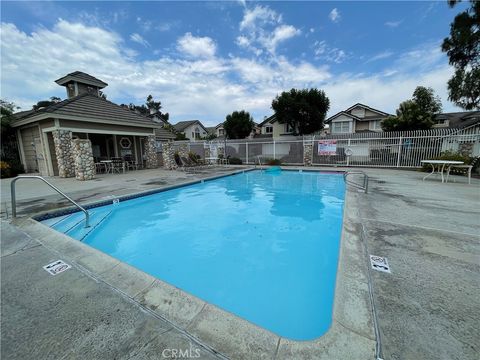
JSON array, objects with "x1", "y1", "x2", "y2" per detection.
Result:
[{"x1": 13, "y1": 168, "x2": 376, "y2": 359}]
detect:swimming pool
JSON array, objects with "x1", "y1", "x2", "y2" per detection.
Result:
[{"x1": 42, "y1": 170, "x2": 345, "y2": 340}]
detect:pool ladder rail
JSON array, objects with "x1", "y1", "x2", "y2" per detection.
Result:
[
  {"x1": 10, "y1": 175, "x2": 90, "y2": 228},
  {"x1": 343, "y1": 171, "x2": 369, "y2": 193},
  {"x1": 255, "y1": 155, "x2": 264, "y2": 170}
]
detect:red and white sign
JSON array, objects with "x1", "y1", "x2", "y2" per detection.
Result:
[{"x1": 318, "y1": 140, "x2": 337, "y2": 155}]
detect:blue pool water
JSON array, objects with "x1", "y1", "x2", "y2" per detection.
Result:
[{"x1": 43, "y1": 170, "x2": 345, "y2": 340}]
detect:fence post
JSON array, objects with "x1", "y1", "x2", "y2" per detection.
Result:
[
  {"x1": 397, "y1": 136, "x2": 403, "y2": 168},
  {"x1": 273, "y1": 140, "x2": 276, "y2": 159},
  {"x1": 346, "y1": 138, "x2": 351, "y2": 166},
  {"x1": 246, "y1": 142, "x2": 249, "y2": 164}
]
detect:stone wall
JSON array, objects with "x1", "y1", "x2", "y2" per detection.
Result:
[
  {"x1": 145, "y1": 135, "x2": 158, "y2": 169},
  {"x1": 162, "y1": 142, "x2": 177, "y2": 170},
  {"x1": 178, "y1": 143, "x2": 189, "y2": 158},
  {"x1": 303, "y1": 142, "x2": 313, "y2": 166},
  {"x1": 459, "y1": 142, "x2": 474, "y2": 157},
  {"x1": 72, "y1": 139, "x2": 95, "y2": 181},
  {"x1": 52, "y1": 130, "x2": 75, "y2": 178}
]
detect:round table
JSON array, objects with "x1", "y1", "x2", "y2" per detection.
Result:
[{"x1": 420, "y1": 160, "x2": 464, "y2": 183}]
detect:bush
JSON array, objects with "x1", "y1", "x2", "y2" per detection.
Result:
[
  {"x1": 0, "y1": 160, "x2": 23, "y2": 178},
  {"x1": 228, "y1": 157, "x2": 242, "y2": 165},
  {"x1": 266, "y1": 158, "x2": 281, "y2": 166},
  {"x1": 188, "y1": 151, "x2": 200, "y2": 163},
  {"x1": 421, "y1": 150, "x2": 472, "y2": 174}
]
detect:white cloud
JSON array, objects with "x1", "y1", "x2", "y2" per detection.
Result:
[
  {"x1": 329, "y1": 8, "x2": 341, "y2": 23},
  {"x1": 385, "y1": 20, "x2": 403, "y2": 28},
  {"x1": 0, "y1": 20, "x2": 461, "y2": 126},
  {"x1": 366, "y1": 50, "x2": 394, "y2": 63},
  {"x1": 237, "y1": 4, "x2": 300, "y2": 55},
  {"x1": 177, "y1": 32, "x2": 216, "y2": 58},
  {"x1": 130, "y1": 33, "x2": 150, "y2": 47},
  {"x1": 239, "y1": 5, "x2": 281, "y2": 31},
  {"x1": 313, "y1": 41, "x2": 347, "y2": 63}
]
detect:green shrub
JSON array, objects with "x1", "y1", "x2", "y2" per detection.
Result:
[
  {"x1": 228, "y1": 157, "x2": 242, "y2": 165},
  {"x1": 0, "y1": 160, "x2": 23, "y2": 178},
  {"x1": 266, "y1": 158, "x2": 281, "y2": 166},
  {"x1": 188, "y1": 151, "x2": 200, "y2": 163},
  {"x1": 421, "y1": 150, "x2": 472, "y2": 174}
]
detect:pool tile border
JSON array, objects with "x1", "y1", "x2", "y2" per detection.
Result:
[{"x1": 14, "y1": 168, "x2": 376, "y2": 359}]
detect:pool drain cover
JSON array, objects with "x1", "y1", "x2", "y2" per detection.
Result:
[
  {"x1": 369, "y1": 255, "x2": 391, "y2": 273},
  {"x1": 43, "y1": 260, "x2": 71, "y2": 276}
]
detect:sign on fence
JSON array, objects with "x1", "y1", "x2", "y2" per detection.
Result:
[{"x1": 318, "y1": 140, "x2": 337, "y2": 155}]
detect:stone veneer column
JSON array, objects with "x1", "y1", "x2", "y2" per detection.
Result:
[
  {"x1": 162, "y1": 142, "x2": 178, "y2": 170},
  {"x1": 303, "y1": 142, "x2": 313, "y2": 166},
  {"x1": 145, "y1": 135, "x2": 158, "y2": 169},
  {"x1": 72, "y1": 139, "x2": 95, "y2": 181},
  {"x1": 178, "y1": 143, "x2": 189, "y2": 158},
  {"x1": 52, "y1": 130, "x2": 75, "y2": 178}
]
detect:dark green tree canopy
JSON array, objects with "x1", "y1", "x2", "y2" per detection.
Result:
[
  {"x1": 271, "y1": 88, "x2": 330, "y2": 135},
  {"x1": 223, "y1": 110, "x2": 254, "y2": 139},
  {"x1": 121, "y1": 94, "x2": 169, "y2": 122},
  {"x1": 441, "y1": 0, "x2": 480, "y2": 109},
  {"x1": 32, "y1": 96, "x2": 61, "y2": 110},
  {"x1": 381, "y1": 86, "x2": 442, "y2": 131}
]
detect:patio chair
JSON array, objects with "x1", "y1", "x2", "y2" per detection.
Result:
[
  {"x1": 446, "y1": 156, "x2": 478, "y2": 185},
  {"x1": 111, "y1": 158, "x2": 125, "y2": 174},
  {"x1": 179, "y1": 156, "x2": 200, "y2": 172},
  {"x1": 123, "y1": 155, "x2": 140, "y2": 171},
  {"x1": 95, "y1": 162, "x2": 108, "y2": 174}
]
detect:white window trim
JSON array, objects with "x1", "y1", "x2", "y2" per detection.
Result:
[
  {"x1": 369, "y1": 120, "x2": 382, "y2": 131},
  {"x1": 331, "y1": 120, "x2": 353, "y2": 134}
]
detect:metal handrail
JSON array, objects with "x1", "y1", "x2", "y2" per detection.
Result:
[
  {"x1": 344, "y1": 171, "x2": 369, "y2": 193},
  {"x1": 11, "y1": 175, "x2": 90, "y2": 227},
  {"x1": 256, "y1": 155, "x2": 263, "y2": 168}
]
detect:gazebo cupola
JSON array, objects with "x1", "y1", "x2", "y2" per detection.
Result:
[{"x1": 55, "y1": 71, "x2": 108, "y2": 99}]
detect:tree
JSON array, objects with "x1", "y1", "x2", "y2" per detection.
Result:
[
  {"x1": 412, "y1": 86, "x2": 443, "y2": 115},
  {"x1": 381, "y1": 86, "x2": 442, "y2": 131},
  {"x1": 32, "y1": 96, "x2": 61, "y2": 110},
  {"x1": 1, "y1": 100, "x2": 23, "y2": 177},
  {"x1": 271, "y1": 88, "x2": 330, "y2": 135},
  {"x1": 441, "y1": 0, "x2": 480, "y2": 109},
  {"x1": 224, "y1": 110, "x2": 254, "y2": 139},
  {"x1": 121, "y1": 94, "x2": 169, "y2": 121}
]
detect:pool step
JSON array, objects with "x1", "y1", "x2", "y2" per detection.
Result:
[
  {"x1": 65, "y1": 209, "x2": 113, "y2": 241},
  {"x1": 50, "y1": 212, "x2": 86, "y2": 234}
]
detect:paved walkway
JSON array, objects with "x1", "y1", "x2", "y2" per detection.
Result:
[{"x1": 1, "y1": 221, "x2": 222, "y2": 360}]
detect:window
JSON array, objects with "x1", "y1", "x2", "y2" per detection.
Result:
[
  {"x1": 332, "y1": 121, "x2": 351, "y2": 133},
  {"x1": 265, "y1": 126, "x2": 273, "y2": 134},
  {"x1": 285, "y1": 124, "x2": 294, "y2": 133},
  {"x1": 194, "y1": 127, "x2": 201, "y2": 139},
  {"x1": 219, "y1": 129, "x2": 225, "y2": 136},
  {"x1": 370, "y1": 120, "x2": 382, "y2": 130}
]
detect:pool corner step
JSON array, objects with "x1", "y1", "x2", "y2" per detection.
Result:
[{"x1": 65, "y1": 210, "x2": 113, "y2": 241}]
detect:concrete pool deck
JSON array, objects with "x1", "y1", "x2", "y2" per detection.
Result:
[{"x1": 1, "y1": 167, "x2": 479, "y2": 359}]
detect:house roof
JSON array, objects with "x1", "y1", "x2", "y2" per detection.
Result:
[
  {"x1": 435, "y1": 111, "x2": 480, "y2": 128},
  {"x1": 55, "y1": 71, "x2": 108, "y2": 88},
  {"x1": 345, "y1": 103, "x2": 390, "y2": 116},
  {"x1": 325, "y1": 111, "x2": 363, "y2": 124},
  {"x1": 173, "y1": 120, "x2": 207, "y2": 132},
  {"x1": 205, "y1": 126, "x2": 216, "y2": 134},
  {"x1": 258, "y1": 114, "x2": 276, "y2": 127},
  {"x1": 12, "y1": 93, "x2": 176, "y2": 139}
]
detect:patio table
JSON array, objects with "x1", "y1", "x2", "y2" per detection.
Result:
[
  {"x1": 421, "y1": 160, "x2": 464, "y2": 183},
  {"x1": 100, "y1": 160, "x2": 113, "y2": 174}
]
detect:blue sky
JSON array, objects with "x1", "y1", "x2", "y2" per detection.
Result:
[{"x1": 0, "y1": 1, "x2": 469, "y2": 125}]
